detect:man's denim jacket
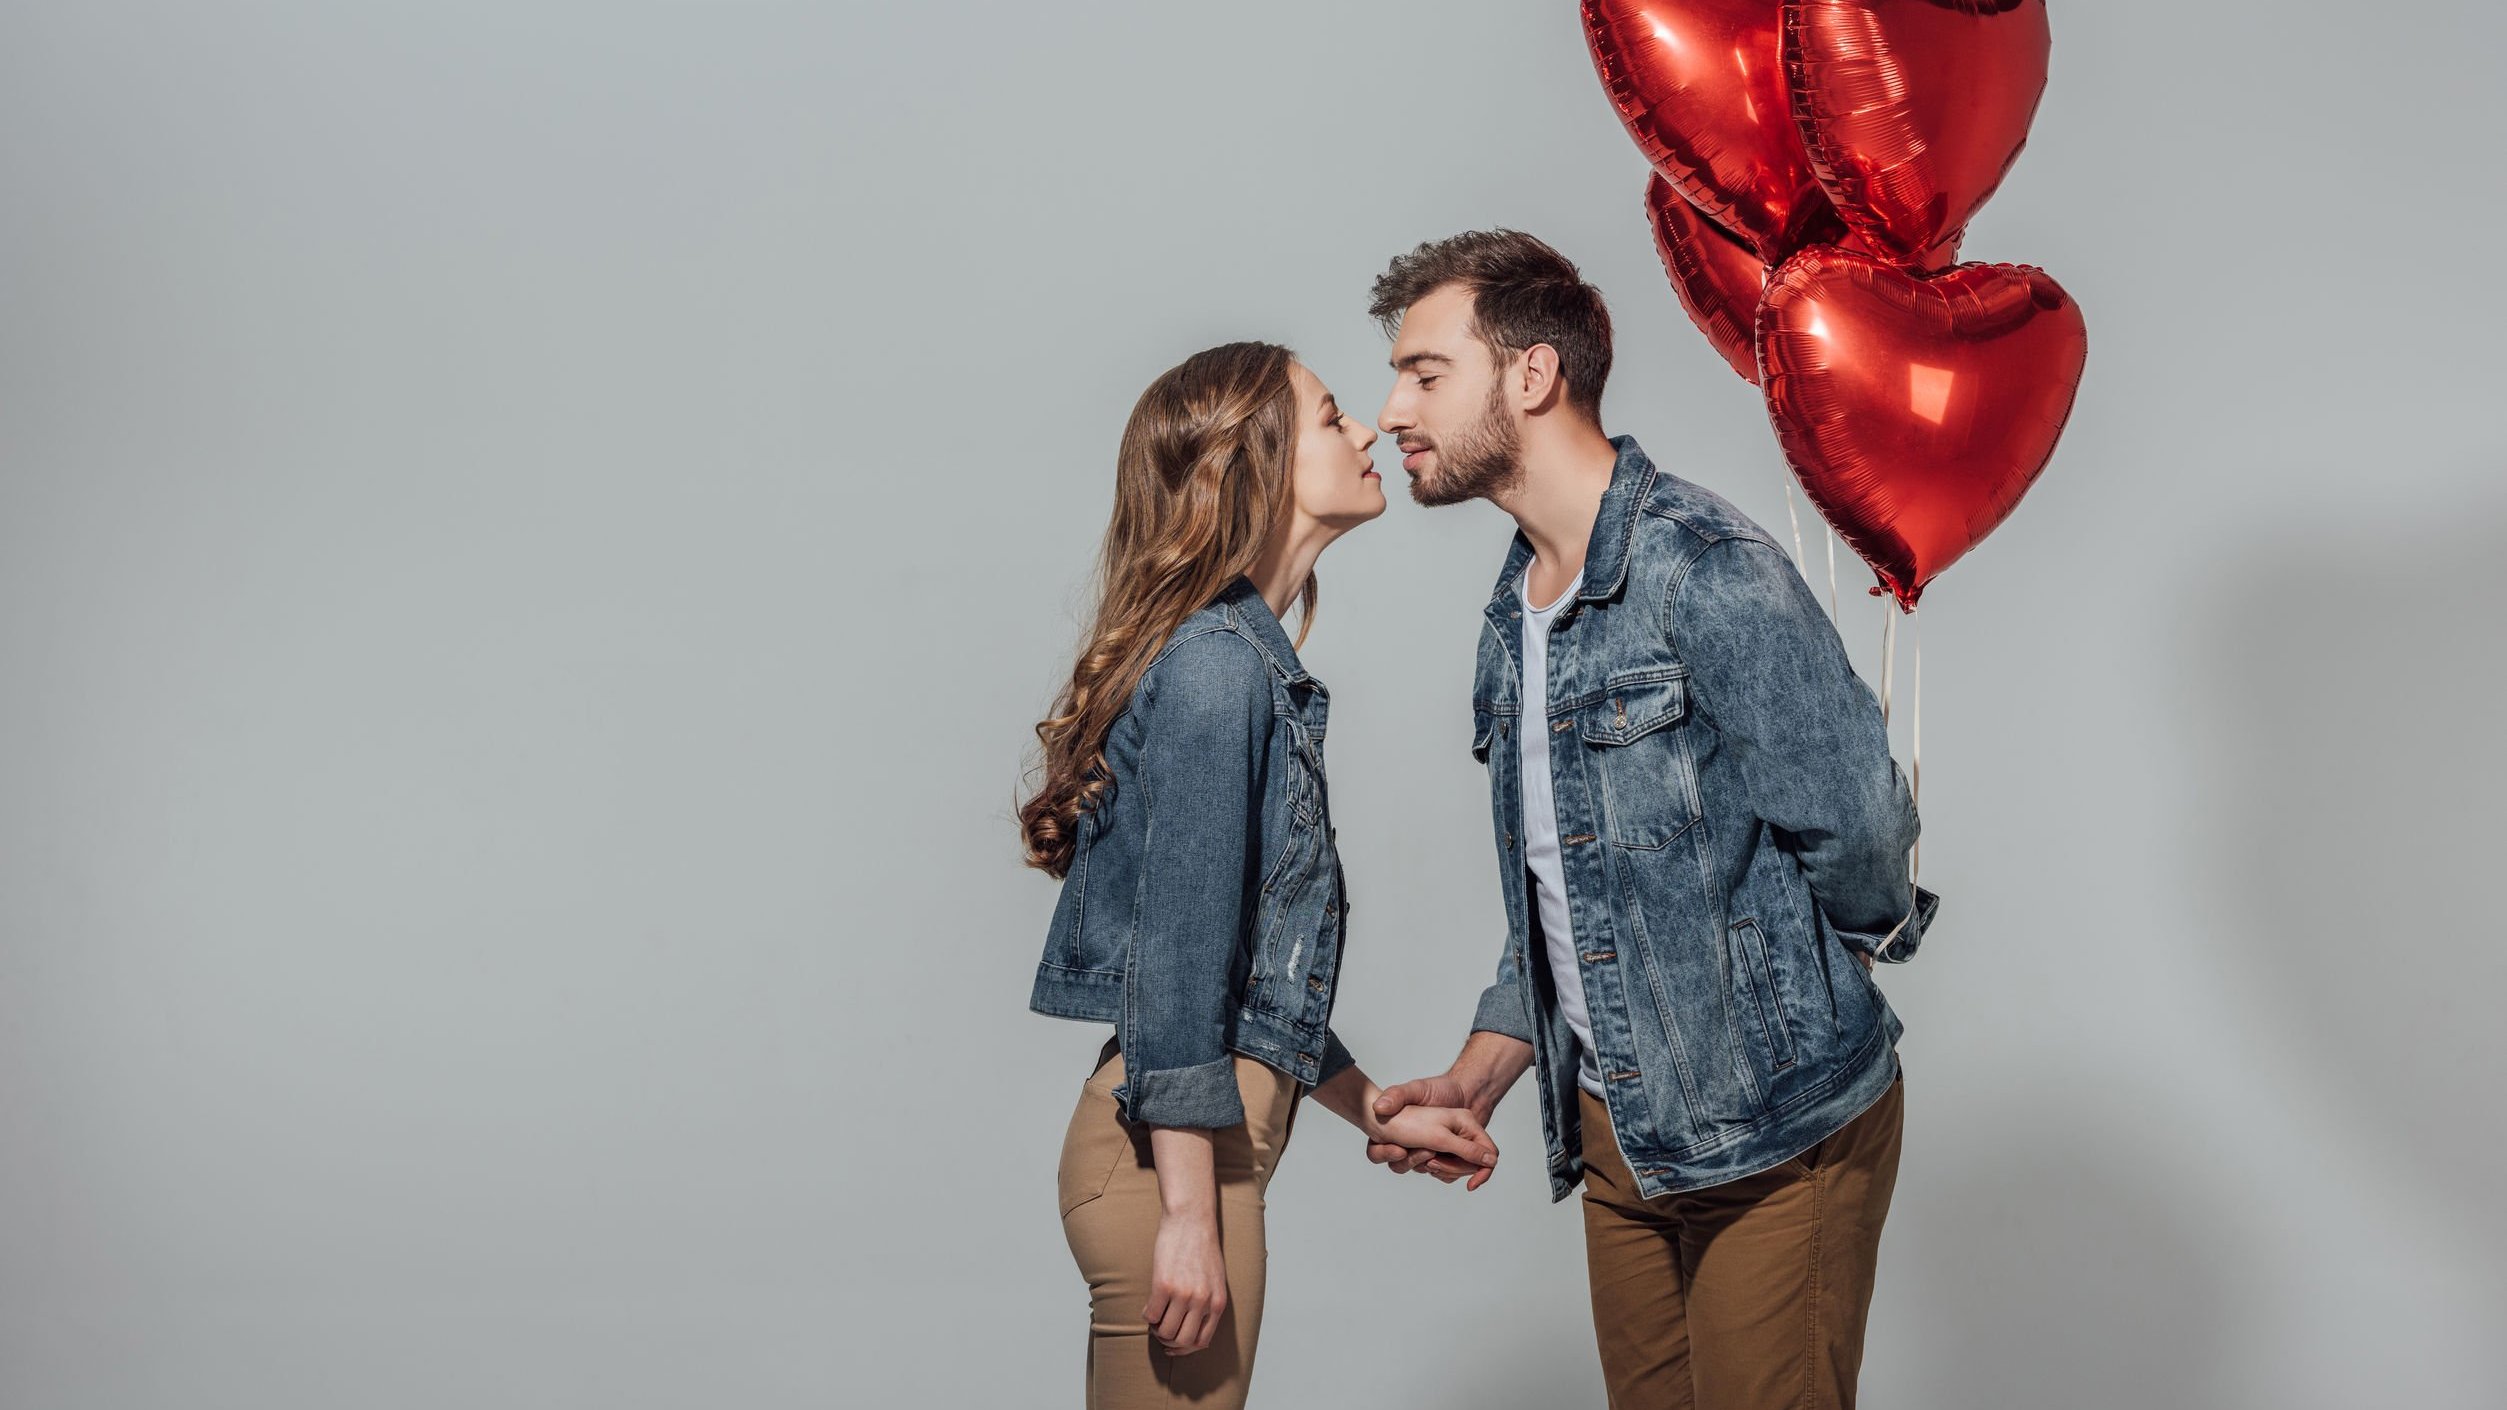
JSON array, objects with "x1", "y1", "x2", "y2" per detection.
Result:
[
  {"x1": 1471, "y1": 436, "x2": 1940, "y2": 1201},
  {"x1": 1030, "y1": 577, "x2": 1355, "y2": 1128}
]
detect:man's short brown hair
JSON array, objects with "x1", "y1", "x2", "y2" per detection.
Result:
[{"x1": 1368, "y1": 229, "x2": 1614, "y2": 418}]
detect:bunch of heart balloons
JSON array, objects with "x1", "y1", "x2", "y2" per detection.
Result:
[{"x1": 1584, "y1": 0, "x2": 2087, "y2": 611}]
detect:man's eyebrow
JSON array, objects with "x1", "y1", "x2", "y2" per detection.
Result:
[{"x1": 1391, "y1": 351, "x2": 1455, "y2": 371}]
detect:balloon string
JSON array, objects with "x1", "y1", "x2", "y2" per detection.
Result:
[
  {"x1": 1781, "y1": 475, "x2": 1809, "y2": 580},
  {"x1": 1825, "y1": 527, "x2": 1840, "y2": 622},
  {"x1": 1875, "y1": 608, "x2": 1922, "y2": 957},
  {"x1": 1910, "y1": 614, "x2": 1922, "y2": 882}
]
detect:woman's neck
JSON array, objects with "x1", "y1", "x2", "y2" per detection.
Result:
[{"x1": 1247, "y1": 514, "x2": 1334, "y2": 623}]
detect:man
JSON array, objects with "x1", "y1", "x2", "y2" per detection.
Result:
[{"x1": 1364, "y1": 230, "x2": 1940, "y2": 1409}]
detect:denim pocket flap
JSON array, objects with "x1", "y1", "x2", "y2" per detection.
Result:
[{"x1": 1579, "y1": 672, "x2": 1687, "y2": 746}]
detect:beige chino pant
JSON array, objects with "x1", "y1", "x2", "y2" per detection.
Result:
[{"x1": 1058, "y1": 1041, "x2": 1301, "y2": 1409}]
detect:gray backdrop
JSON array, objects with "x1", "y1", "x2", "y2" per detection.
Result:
[{"x1": 3, "y1": 3, "x2": 2500, "y2": 1406}]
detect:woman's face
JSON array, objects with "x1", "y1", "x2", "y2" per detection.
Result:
[{"x1": 1286, "y1": 360, "x2": 1384, "y2": 530}]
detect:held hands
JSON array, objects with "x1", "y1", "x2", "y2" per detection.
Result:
[
  {"x1": 1310, "y1": 1063, "x2": 1500, "y2": 1192},
  {"x1": 1364, "y1": 1097, "x2": 1498, "y2": 1190},
  {"x1": 1367, "y1": 1073, "x2": 1498, "y2": 1190}
]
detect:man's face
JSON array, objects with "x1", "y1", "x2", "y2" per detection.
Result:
[{"x1": 1377, "y1": 285, "x2": 1523, "y2": 507}]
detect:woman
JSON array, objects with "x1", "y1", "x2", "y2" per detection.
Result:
[{"x1": 1020, "y1": 342, "x2": 1498, "y2": 1407}]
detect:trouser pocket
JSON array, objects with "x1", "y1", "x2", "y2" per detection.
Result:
[{"x1": 1057, "y1": 1049, "x2": 1129, "y2": 1217}]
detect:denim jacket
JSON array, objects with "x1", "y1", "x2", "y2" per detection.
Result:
[
  {"x1": 1470, "y1": 436, "x2": 1940, "y2": 1201},
  {"x1": 1030, "y1": 577, "x2": 1356, "y2": 1128}
]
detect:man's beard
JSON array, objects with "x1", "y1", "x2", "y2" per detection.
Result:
[{"x1": 1409, "y1": 381, "x2": 1523, "y2": 507}]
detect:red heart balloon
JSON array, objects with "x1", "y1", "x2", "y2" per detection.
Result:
[
  {"x1": 1644, "y1": 173, "x2": 1767, "y2": 384},
  {"x1": 1842, "y1": 227, "x2": 1961, "y2": 273},
  {"x1": 1583, "y1": 0, "x2": 1845, "y2": 263},
  {"x1": 1641, "y1": 172, "x2": 1962, "y2": 387},
  {"x1": 1784, "y1": 0, "x2": 2051, "y2": 267},
  {"x1": 1755, "y1": 245, "x2": 2085, "y2": 610}
]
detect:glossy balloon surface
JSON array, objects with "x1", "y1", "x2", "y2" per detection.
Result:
[
  {"x1": 1584, "y1": 0, "x2": 1844, "y2": 262},
  {"x1": 1784, "y1": 0, "x2": 2050, "y2": 266},
  {"x1": 1644, "y1": 173, "x2": 1768, "y2": 384},
  {"x1": 1755, "y1": 245, "x2": 2085, "y2": 609}
]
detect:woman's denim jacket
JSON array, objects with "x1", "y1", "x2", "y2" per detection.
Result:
[{"x1": 1030, "y1": 577, "x2": 1356, "y2": 1128}]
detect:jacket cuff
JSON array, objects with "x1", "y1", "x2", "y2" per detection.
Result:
[
  {"x1": 1471, "y1": 978, "x2": 1535, "y2": 1043},
  {"x1": 1317, "y1": 1029, "x2": 1357, "y2": 1087},
  {"x1": 1839, "y1": 885, "x2": 1942, "y2": 963},
  {"x1": 1115, "y1": 1054, "x2": 1246, "y2": 1129}
]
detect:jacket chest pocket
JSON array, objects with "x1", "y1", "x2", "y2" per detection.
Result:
[{"x1": 1577, "y1": 671, "x2": 1699, "y2": 849}]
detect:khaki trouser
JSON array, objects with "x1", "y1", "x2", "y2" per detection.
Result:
[
  {"x1": 1579, "y1": 1070, "x2": 1905, "y2": 1409},
  {"x1": 1058, "y1": 1041, "x2": 1301, "y2": 1409}
]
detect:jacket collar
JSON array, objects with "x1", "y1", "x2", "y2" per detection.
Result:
[
  {"x1": 1485, "y1": 434, "x2": 1657, "y2": 619},
  {"x1": 1214, "y1": 575, "x2": 1319, "y2": 690}
]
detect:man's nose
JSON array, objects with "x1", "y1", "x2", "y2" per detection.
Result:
[{"x1": 1377, "y1": 395, "x2": 1410, "y2": 433}]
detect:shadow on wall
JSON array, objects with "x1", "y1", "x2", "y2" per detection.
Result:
[
  {"x1": 1889, "y1": 1080, "x2": 2236, "y2": 1409},
  {"x1": 2197, "y1": 497, "x2": 2507, "y2": 1293},
  {"x1": 1877, "y1": 492, "x2": 2507, "y2": 1409}
]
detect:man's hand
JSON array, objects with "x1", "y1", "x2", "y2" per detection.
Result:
[
  {"x1": 1368, "y1": 1102, "x2": 1498, "y2": 1186},
  {"x1": 1366, "y1": 1034, "x2": 1534, "y2": 1190},
  {"x1": 1367, "y1": 1072, "x2": 1496, "y2": 1189}
]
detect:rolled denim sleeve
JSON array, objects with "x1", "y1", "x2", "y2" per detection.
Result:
[
  {"x1": 1318, "y1": 1027, "x2": 1357, "y2": 1087},
  {"x1": 1114, "y1": 632, "x2": 1269, "y2": 1128},
  {"x1": 1471, "y1": 946, "x2": 1536, "y2": 1041},
  {"x1": 1672, "y1": 537, "x2": 1939, "y2": 959}
]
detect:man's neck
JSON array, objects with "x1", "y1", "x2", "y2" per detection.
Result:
[{"x1": 1497, "y1": 422, "x2": 1622, "y2": 594}]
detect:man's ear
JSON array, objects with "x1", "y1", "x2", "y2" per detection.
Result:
[{"x1": 1518, "y1": 343, "x2": 1566, "y2": 414}]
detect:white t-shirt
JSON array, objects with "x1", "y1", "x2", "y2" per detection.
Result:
[{"x1": 1521, "y1": 565, "x2": 1604, "y2": 1099}]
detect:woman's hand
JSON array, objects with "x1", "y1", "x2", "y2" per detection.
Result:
[
  {"x1": 1144, "y1": 1126, "x2": 1227, "y2": 1357},
  {"x1": 1366, "y1": 1102, "x2": 1500, "y2": 1190},
  {"x1": 1310, "y1": 1061, "x2": 1502, "y2": 1191},
  {"x1": 1146, "y1": 1208, "x2": 1228, "y2": 1356}
]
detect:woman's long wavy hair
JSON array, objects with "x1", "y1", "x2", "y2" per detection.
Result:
[{"x1": 1019, "y1": 342, "x2": 1314, "y2": 877}]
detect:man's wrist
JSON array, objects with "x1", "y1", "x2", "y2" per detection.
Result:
[
  {"x1": 1449, "y1": 1062, "x2": 1503, "y2": 1123},
  {"x1": 1452, "y1": 1032, "x2": 1534, "y2": 1123}
]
